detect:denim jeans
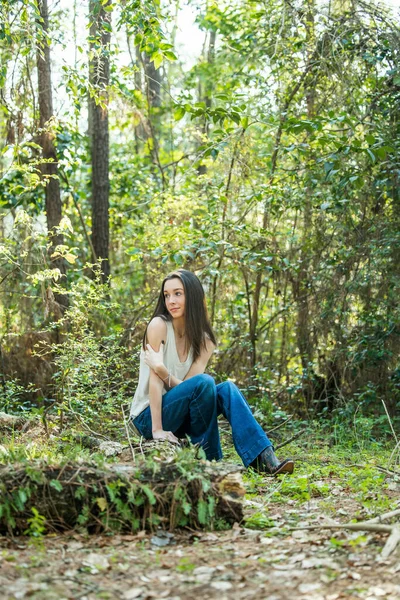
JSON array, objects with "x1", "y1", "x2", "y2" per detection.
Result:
[{"x1": 132, "y1": 374, "x2": 272, "y2": 467}]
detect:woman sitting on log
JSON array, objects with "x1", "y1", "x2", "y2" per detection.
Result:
[{"x1": 130, "y1": 269, "x2": 294, "y2": 476}]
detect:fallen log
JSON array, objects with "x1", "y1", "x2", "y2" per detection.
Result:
[
  {"x1": 0, "y1": 454, "x2": 245, "y2": 536},
  {"x1": 0, "y1": 412, "x2": 28, "y2": 431}
]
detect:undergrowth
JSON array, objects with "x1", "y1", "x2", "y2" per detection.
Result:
[
  {"x1": 1, "y1": 409, "x2": 399, "y2": 539},
  {"x1": 0, "y1": 444, "x2": 235, "y2": 536}
]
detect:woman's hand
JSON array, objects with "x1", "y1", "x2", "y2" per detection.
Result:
[
  {"x1": 152, "y1": 429, "x2": 180, "y2": 445},
  {"x1": 144, "y1": 342, "x2": 165, "y2": 373}
]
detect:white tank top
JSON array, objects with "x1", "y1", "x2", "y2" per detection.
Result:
[{"x1": 130, "y1": 320, "x2": 194, "y2": 419}]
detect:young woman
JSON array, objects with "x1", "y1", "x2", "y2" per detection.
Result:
[{"x1": 130, "y1": 269, "x2": 294, "y2": 475}]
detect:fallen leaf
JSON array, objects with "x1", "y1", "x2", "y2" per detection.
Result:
[
  {"x1": 348, "y1": 571, "x2": 362, "y2": 580},
  {"x1": 367, "y1": 586, "x2": 388, "y2": 597},
  {"x1": 123, "y1": 588, "x2": 145, "y2": 600},
  {"x1": 289, "y1": 552, "x2": 307, "y2": 563},
  {"x1": 211, "y1": 581, "x2": 233, "y2": 591},
  {"x1": 301, "y1": 557, "x2": 340, "y2": 570},
  {"x1": 298, "y1": 582, "x2": 322, "y2": 593},
  {"x1": 83, "y1": 553, "x2": 110, "y2": 572}
]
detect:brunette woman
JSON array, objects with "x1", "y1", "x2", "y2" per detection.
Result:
[{"x1": 130, "y1": 269, "x2": 294, "y2": 475}]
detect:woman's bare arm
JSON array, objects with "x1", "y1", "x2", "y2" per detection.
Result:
[
  {"x1": 184, "y1": 338, "x2": 215, "y2": 380},
  {"x1": 146, "y1": 337, "x2": 215, "y2": 389},
  {"x1": 145, "y1": 318, "x2": 179, "y2": 443}
]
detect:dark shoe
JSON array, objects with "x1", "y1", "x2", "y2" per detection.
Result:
[{"x1": 250, "y1": 446, "x2": 294, "y2": 476}]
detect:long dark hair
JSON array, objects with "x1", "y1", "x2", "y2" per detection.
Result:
[{"x1": 143, "y1": 269, "x2": 217, "y2": 362}]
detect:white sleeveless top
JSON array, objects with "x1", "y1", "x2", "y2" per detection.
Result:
[{"x1": 130, "y1": 320, "x2": 194, "y2": 419}]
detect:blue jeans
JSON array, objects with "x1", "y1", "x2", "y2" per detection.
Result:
[{"x1": 132, "y1": 374, "x2": 272, "y2": 467}]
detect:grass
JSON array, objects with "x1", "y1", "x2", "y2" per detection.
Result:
[{"x1": 241, "y1": 431, "x2": 399, "y2": 530}]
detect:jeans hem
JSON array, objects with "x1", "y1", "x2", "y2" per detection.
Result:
[
  {"x1": 241, "y1": 438, "x2": 272, "y2": 468},
  {"x1": 205, "y1": 452, "x2": 223, "y2": 462}
]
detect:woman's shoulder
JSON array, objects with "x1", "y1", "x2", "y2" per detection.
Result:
[
  {"x1": 204, "y1": 333, "x2": 216, "y2": 353},
  {"x1": 147, "y1": 316, "x2": 168, "y2": 335}
]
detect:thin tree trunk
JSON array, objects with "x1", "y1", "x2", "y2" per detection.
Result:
[
  {"x1": 89, "y1": 0, "x2": 111, "y2": 283},
  {"x1": 143, "y1": 51, "x2": 162, "y2": 108},
  {"x1": 140, "y1": 50, "x2": 166, "y2": 188},
  {"x1": 198, "y1": 30, "x2": 216, "y2": 175},
  {"x1": 36, "y1": 0, "x2": 68, "y2": 309},
  {"x1": 248, "y1": 65, "x2": 312, "y2": 371},
  {"x1": 293, "y1": 0, "x2": 316, "y2": 386}
]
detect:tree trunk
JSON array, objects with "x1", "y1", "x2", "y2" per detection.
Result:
[
  {"x1": 197, "y1": 30, "x2": 216, "y2": 175},
  {"x1": 36, "y1": 0, "x2": 68, "y2": 309},
  {"x1": 89, "y1": 0, "x2": 111, "y2": 283},
  {"x1": 293, "y1": 0, "x2": 316, "y2": 396},
  {"x1": 143, "y1": 51, "x2": 162, "y2": 108},
  {"x1": 248, "y1": 65, "x2": 311, "y2": 373}
]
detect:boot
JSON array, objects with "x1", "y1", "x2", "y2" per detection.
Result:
[{"x1": 251, "y1": 446, "x2": 294, "y2": 476}]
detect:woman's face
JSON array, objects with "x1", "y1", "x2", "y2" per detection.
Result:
[{"x1": 163, "y1": 277, "x2": 186, "y2": 319}]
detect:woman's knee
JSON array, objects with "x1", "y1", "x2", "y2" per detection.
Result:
[
  {"x1": 217, "y1": 380, "x2": 249, "y2": 407},
  {"x1": 191, "y1": 373, "x2": 215, "y2": 390},
  {"x1": 217, "y1": 380, "x2": 237, "y2": 394},
  {"x1": 190, "y1": 374, "x2": 216, "y2": 405}
]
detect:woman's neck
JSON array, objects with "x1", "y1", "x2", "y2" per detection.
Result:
[{"x1": 172, "y1": 319, "x2": 185, "y2": 339}]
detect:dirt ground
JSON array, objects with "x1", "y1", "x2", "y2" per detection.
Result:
[
  {"x1": 1, "y1": 424, "x2": 400, "y2": 599},
  {"x1": 0, "y1": 501, "x2": 399, "y2": 600}
]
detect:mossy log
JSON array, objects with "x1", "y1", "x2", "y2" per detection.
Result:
[
  {"x1": 0, "y1": 412, "x2": 28, "y2": 431},
  {"x1": 0, "y1": 458, "x2": 245, "y2": 535}
]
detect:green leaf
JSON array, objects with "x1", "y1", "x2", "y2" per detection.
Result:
[
  {"x1": 197, "y1": 499, "x2": 208, "y2": 525},
  {"x1": 174, "y1": 106, "x2": 186, "y2": 121},
  {"x1": 18, "y1": 489, "x2": 28, "y2": 506},
  {"x1": 49, "y1": 480, "x2": 63, "y2": 492},
  {"x1": 164, "y1": 50, "x2": 177, "y2": 61},
  {"x1": 96, "y1": 497, "x2": 108, "y2": 511},
  {"x1": 75, "y1": 486, "x2": 86, "y2": 499},
  {"x1": 366, "y1": 148, "x2": 376, "y2": 163},
  {"x1": 64, "y1": 253, "x2": 77, "y2": 264},
  {"x1": 152, "y1": 53, "x2": 163, "y2": 70},
  {"x1": 142, "y1": 485, "x2": 156, "y2": 505}
]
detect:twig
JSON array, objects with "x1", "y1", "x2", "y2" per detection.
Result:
[
  {"x1": 139, "y1": 435, "x2": 145, "y2": 458},
  {"x1": 364, "y1": 508, "x2": 400, "y2": 524},
  {"x1": 67, "y1": 401, "x2": 109, "y2": 440},
  {"x1": 266, "y1": 415, "x2": 293, "y2": 434},
  {"x1": 291, "y1": 523, "x2": 394, "y2": 533},
  {"x1": 292, "y1": 520, "x2": 400, "y2": 559},
  {"x1": 345, "y1": 463, "x2": 400, "y2": 476},
  {"x1": 382, "y1": 399, "x2": 398, "y2": 444},
  {"x1": 275, "y1": 428, "x2": 307, "y2": 450},
  {"x1": 389, "y1": 439, "x2": 400, "y2": 470},
  {"x1": 0, "y1": 266, "x2": 19, "y2": 287},
  {"x1": 121, "y1": 403, "x2": 136, "y2": 462},
  {"x1": 376, "y1": 464, "x2": 400, "y2": 475},
  {"x1": 380, "y1": 525, "x2": 400, "y2": 559}
]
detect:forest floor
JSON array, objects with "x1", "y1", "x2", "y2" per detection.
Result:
[{"x1": 0, "y1": 424, "x2": 400, "y2": 600}]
